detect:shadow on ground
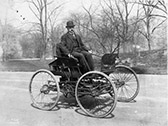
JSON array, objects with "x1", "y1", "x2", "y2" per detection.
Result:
[{"x1": 30, "y1": 94, "x2": 115, "y2": 119}]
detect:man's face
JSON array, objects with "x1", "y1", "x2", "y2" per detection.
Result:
[{"x1": 67, "y1": 27, "x2": 74, "y2": 33}]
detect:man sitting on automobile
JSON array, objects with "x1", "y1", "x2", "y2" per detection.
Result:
[{"x1": 57, "y1": 20, "x2": 94, "y2": 73}]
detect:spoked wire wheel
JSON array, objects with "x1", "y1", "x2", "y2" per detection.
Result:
[
  {"x1": 29, "y1": 69, "x2": 60, "y2": 110},
  {"x1": 75, "y1": 71, "x2": 117, "y2": 118},
  {"x1": 109, "y1": 65, "x2": 140, "y2": 102}
]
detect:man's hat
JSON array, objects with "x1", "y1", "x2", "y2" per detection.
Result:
[{"x1": 66, "y1": 21, "x2": 75, "y2": 28}]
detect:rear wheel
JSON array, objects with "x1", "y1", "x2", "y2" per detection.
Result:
[
  {"x1": 75, "y1": 71, "x2": 117, "y2": 118},
  {"x1": 29, "y1": 69, "x2": 60, "y2": 110},
  {"x1": 109, "y1": 65, "x2": 139, "y2": 102}
]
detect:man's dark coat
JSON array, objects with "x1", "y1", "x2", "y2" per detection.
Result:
[{"x1": 60, "y1": 32, "x2": 89, "y2": 55}]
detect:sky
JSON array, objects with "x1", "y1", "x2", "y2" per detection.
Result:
[
  {"x1": 0, "y1": 0, "x2": 99, "y2": 28},
  {"x1": 0, "y1": 0, "x2": 167, "y2": 29}
]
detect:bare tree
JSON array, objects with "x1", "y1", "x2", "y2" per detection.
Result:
[
  {"x1": 68, "y1": 0, "x2": 141, "y2": 54},
  {"x1": 99, "y1": 0, "x2": 142, "y2": 54},
  {"x1": 81, "y1": 4, "x2": 112, "y2": 54},
  {"x1": 1, "y1": 24, "x2": 22, "y2": 60},
  {"x1": 137, "y1": 0, "x2": 167, "y2": 51},
  {"x1": 49, "y1": 24, "x2": 64, "y2": 57},
  {"x1": 26, "y1": 0, "x2": 63, "y2": 59},
  {"x1": 47, "y1": 4, "x2": 64, "y2": 57}
]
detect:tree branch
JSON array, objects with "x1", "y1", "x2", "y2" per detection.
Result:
[{"x1": 152, "y1": 18, "x2": 167, "y2": 33}]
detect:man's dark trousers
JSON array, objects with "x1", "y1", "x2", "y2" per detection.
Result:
[{"x1": 71, "y1": 50, "x2": 94, "y2": 72}]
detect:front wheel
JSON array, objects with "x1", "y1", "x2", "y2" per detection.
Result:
[
  {"x1": 29, "y1": 69, "x2": 60, "y2": 110},
  {"x1": 75, "y1": 71, "x2": 117, "y2": 118},
  {"x1": 109, "y1": 65, "x2": 140, "y2": 102}
]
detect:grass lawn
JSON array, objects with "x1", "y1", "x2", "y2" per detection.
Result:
[
  {"x1": 0, "y1": 59, "x2": 52, "y2": 72},
  {"x1": 0, "y1": 58, "x2": 167, "y2": 74}
]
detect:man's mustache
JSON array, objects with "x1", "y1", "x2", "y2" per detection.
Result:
[
  {"x1": 69, "y1": 29, "x2": 75, "y2": 34},
  {"x1": 70, "y1": 29, "x2": 74, "y2": 32}
]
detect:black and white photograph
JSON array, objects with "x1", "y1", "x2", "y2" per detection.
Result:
[{"x1": 0, "y1": 0, "x2": 167, "y2": 126}]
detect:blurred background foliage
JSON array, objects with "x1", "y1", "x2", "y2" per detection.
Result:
[{"x1": 0, "y1": 0, "x2": 167, "y2": 73}]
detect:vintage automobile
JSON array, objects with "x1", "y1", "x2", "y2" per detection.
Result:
[{"x1": 29, "y1": 49, "x2": 139, "y2": 118}]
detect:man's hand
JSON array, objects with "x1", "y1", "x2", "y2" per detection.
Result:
[
  {"x1": 68, "y1": 54, "x2": 78, "y2": 61},
  {"x1": 88, "y1": 50, "x2": 93, "y2": 54},
  {"x1": 68, "y1": 54, "x2": 73, "y2": 58},
  {"x1": 68, "y1": 53, "x2": 75, "y2": 59},
  {"x1": 68, "y1": 54, "x2": 71, "y2": 57}
]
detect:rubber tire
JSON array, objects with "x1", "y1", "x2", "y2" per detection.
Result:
[
  {"x1": 75, "y1": 71, "x2": 117, "y2": 118},
  {"x1": 29, "y1": 69, "x2": 60, "y2": 110},
  {"x1": 109, "y1": 65, "x2": 140, "y2": 102}
]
